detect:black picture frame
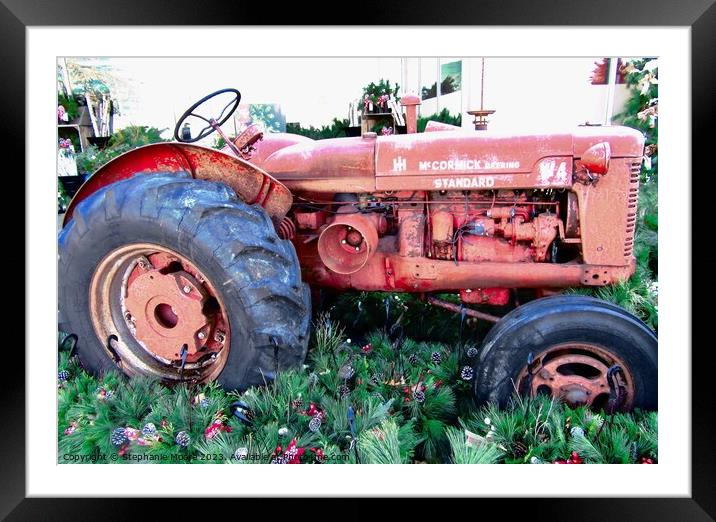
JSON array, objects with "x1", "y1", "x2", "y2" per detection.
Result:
[{"x1": 5, "y1": 0, "x2": 713, "y2": 518}]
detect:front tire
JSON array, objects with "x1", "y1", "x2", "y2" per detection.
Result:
[
  {"x1": 472, "y1": 295, "x2": 657, "y2": 411},
  {"x1": 58, "y1": 172, "x2": 311, "y2": 391}
]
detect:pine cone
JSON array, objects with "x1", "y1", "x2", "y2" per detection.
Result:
[
  {"x1": 412, "y1": 389, "x2": 426, "y2": 403},
  {"x1": 338, "y1": 364, "x2": 355, "y2": 380},
  {"x1": 338, "y1": 385, "x2": 350, "y2": 399},
  {"x1": 460, "y1": 366, "x2": 474, "y2": 381},
  {"x1": 110, "y1": 427, "x2": 127, "y2": 446},
  {"x1": 58, "y1": 370, "x2": 70, "y2": 382},
  {"x1": 431, "y1": 351, "x2": 442, "y2": 364},
  {"x1": 512, "y1": 440, "x2": 529, "y2": 458},
  {"x1": 309, "y1": 415, "x2": 322, "y2": 433},
  {"x1": 141, "y1": 423, "x2": 157, "y2": 436},
  {"x1": 466, "y1": 347, "x2": 479, "y2": 358},
  {"x1": 175, "y1": 431, "x2": 191, "y2": 447}
]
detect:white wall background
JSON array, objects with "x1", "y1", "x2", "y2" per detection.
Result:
[
  {"x1": 457, "y1": 58, "x2": 631, "y2": 132},
  {"x1": 67, "y1": 57, "x2": 631, "y2": 142}
]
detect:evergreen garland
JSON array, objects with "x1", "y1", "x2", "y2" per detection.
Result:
[{"x1": 58, "y1": 320, "x2": 657, "y2": 464}]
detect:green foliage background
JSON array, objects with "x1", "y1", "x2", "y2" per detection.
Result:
[
  {"x1": 286, "y1": 118, "x2": 351, "y2": 140},
  {"x1": 417, "y1": 108, "x2": 462, "y2": 133},
  {"x1": 74, "y1": 125, "x2": 167, "y2": 175},
  {"x1": 57, "y1": 94, "x2": 79, "y2": 121}
]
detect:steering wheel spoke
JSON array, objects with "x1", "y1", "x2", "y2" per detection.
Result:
[{"x1": 189, "y1": 113, "x2": 213, "y2": 124}]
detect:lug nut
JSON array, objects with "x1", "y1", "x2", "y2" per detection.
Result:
[
  {"x1": 214, "y1": 331, "x2": 226, "y2": 343},
  {"x1": 197, "y1": 331, "x2": 206, "y2": 340},
  {"x1": 355, "y1": 246, "x2": 360, "y2": 251},
  {"x1": 183, "y1": 285, "x2": 192, "y2": 294}
]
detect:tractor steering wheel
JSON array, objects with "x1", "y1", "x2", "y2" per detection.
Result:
[{"x1": 174, "y1": 88, "x2": 241, "y2": 143}]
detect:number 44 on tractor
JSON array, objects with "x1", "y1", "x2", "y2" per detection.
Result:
[{"x1": 59, "y1": 88, "x2": 657, "y2": 411}]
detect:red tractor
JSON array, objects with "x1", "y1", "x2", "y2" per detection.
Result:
[{"x1": 59, "y1": 88, "x2": 657, "y2": 411}]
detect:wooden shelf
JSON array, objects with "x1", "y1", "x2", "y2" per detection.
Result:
[
  {"x1": 361, "y1": 111, "x2": 396, "y2": 134},
  {"x1": 57, "y1": 106, "x2": 95, "y2": 152}
]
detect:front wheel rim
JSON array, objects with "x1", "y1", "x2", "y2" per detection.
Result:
[
  {"x1": 89, "y1": 243, "x2": 231, "y2": 383},
  {"x1": 515, "y1": 342, "x2": 636, "y2": 410}
]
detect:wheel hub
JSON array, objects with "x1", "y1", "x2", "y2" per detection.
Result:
[
  {"x1": 518, "y1": 343, "x2": 635, "y2": 410},
  {"x1": 124, "y1": 270, "x2": 209, "y2": 360},
  {"x1": 90, "y1": 243, "x2": 230, "y2": 382}
]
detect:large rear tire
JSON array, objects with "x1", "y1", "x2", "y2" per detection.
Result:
[
  {"x1": 472, "y1": 295, "x2": 657, "y2": 411},
  {"x1": 58, "y1": 172, "x2": 311, "y2": 391}
]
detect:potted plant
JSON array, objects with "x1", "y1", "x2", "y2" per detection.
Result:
[
  {"x1": 360, "y1": 79, "x2": 401, "y2": 114},
  {"x1": 57, "y1": 94, "x2": 80, "y2": 124}
]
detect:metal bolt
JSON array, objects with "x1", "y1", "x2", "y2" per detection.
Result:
[
  {"x1": 136, "y1": 256, "x2": 153, "y2": 270},
  {"x1": 341, "y1": 239, "x2": 347, "y2": 244},
  {"x1": 355, "y1": 246, "x2": 360, "y2": 251},
  {"x1": 214, "y1": 331, "x2": 226, "y2": 343},
  {"x1": 183, "y1": 285, "x2": 192, "y2": 294},
  {"x1": 197, "y1": 331, "x2": 206, "y2": 340}
]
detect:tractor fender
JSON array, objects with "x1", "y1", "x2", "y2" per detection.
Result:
[{"x1": 63, "y1": 143, "x2": 293, "y2": 227}]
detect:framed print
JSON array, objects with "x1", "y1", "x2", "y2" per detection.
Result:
[{"x1": 6, "y1": 0, "x2": 714, "y2": 517}]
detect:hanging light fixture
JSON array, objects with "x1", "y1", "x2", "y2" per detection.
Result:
[{"x1": 467, "y1": 58, "x2": 496, "y2": 130}]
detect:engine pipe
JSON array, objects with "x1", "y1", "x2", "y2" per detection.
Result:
[{"x1": 425, "y1": 296, "x2": 500, "y2": 323}]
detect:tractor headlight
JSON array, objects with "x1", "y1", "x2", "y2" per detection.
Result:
[{"x1": 581, "y1": 142, "x2": 611, "y2": 175}]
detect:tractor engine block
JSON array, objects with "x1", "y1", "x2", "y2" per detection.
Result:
[
  {"x1": 290, "y1": 188, "x2": 569, "y2": 303},
  {"x1": 427, "y1": 190, "x2": 560, "y2": 263}
]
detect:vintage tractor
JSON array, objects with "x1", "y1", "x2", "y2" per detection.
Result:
[{"x1": 58, "y1": 88, "x2": 657, "y2": 411}]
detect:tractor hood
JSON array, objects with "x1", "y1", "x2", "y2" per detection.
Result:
[
  {"x1": 258, "y1": 125, "x2": 644, "y2": 193},
  {"x1": 374, "y1": 126, "x2": 644, "y2": 191},
  {"x1": 260, "y1": 136, "x2": 377, "y2": 193},
  {"x1": 572, "y1": 125, "x2": 645, "y2": 158},
  {"x1": 375, "y1": 125, "x2": 644, "y2": 175}
]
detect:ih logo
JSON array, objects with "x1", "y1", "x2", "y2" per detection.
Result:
[{"x1": 393, "y1": 156, "x2": 407, "y2": 172}]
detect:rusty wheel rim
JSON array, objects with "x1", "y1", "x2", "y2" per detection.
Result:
[
  {"x1": 515, "y1": 343, "x2": 635, "y2": 410},
  {"x1": 89, "y1": 243, "x2": 230, "y2": 383}
]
